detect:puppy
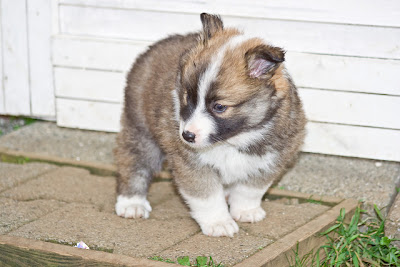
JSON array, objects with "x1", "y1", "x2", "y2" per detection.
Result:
[{"x1": 114, "y1": 13, "x2": 306, "y2": 237}]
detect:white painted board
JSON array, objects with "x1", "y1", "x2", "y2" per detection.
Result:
[
  {"x1": 286, "y1": 54, "x2": 400, "y2": 96},
  {"x1": 59, "y1": 6, "x2": 200, "y2": 43},
  {"x1": 56, "y1": 98, "x2": 121, "y2": 132},
  {"x1": 1, "y1": 0, "x2": 31, "y2": 115},
  {"x1": 60, "y1": 0, "x2": 400, "y2": 28},
  {"x1": 299, "y1": 88, "x2": 400, "y2": 130},
  {"x1": 0, "y1": 0, "x2": 4, "y2": 113},
  {"x1": 52, "y1": 35, "x2": 148, "y2": 72},
  {"x1": 51, "y1": 0, "x2": 60, "y2": 35},
  {"x1": 52, "y1": 35, "x2": 400, "y2": 96},
  {"x1": 303, "y1": 122, "x2": 400, "y2": 162},
  {"x1": 54, "y1": 67, "x2": 125, "y2": 103},
  {"x1": 58, "y1": 5, "x2": 400, "y2": 59},
  {"x1": 54, "y1": 64, "x2": 400, "y2": 130},
  {"x1": 28, "y1": 0, "x2": 55, "y2": 118}
]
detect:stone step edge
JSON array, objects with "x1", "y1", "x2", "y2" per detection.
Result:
[
  {"x1": 236, "y1": 198, "x2": 359, "y2": 267},
  {"x1": 0, "y1": 235, "x2": 175, "y2": 267}
]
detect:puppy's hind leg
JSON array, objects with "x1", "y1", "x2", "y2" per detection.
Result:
[{"x1": 114, "y1": 126, "x2": 163, "y2": 219}]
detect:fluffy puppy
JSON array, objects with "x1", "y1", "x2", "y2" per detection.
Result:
[{"x1": 114, "y1": 13, "x2": 306, "y2": 237}]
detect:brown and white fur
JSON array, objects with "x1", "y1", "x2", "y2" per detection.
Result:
[{"x1": 114, "y1": 13, "x2": 306, "y2": 237}]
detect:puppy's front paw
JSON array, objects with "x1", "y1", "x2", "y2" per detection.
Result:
[
  {"x1": 200, "y1": 218, "x2": 239, "y2": 237},
  {"x1": 115, "y1": 195, "x2": 152, "y2": 219},
  {"x1": 231, "y1": 207, "x2": 266, "y2": 223}
]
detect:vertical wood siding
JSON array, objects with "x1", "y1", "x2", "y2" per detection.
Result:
[
  {"x1": 28, "y1": 0, "x2": 55, "y2": 117},
  {"x1": 0, "y1": 0, "x2": 4, "y2": 113},
  {"x1": 1, "y1": 0, "x2": 31, "y2": 115}
]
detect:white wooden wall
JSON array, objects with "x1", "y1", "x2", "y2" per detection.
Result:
[
  {"x1": 0, "y1": 0, "x2": 55, "y2": 118},
  {"x1": 2, "y1": 0, "x2": 400, "y2": 161}
]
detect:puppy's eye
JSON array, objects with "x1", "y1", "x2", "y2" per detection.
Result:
[{"x1": 213, "y1": 103, "x2": 227, "y2": 113}]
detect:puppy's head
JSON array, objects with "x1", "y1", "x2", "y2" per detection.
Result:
[{"x1": 174, "y1": 13, "x2": 288, "y2": 149}]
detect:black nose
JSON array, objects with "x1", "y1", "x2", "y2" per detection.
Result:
[{"x1": 182, "y1": 131, "x2": 196, "y2": 143}]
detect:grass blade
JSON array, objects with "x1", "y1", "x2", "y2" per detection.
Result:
[{"x1": 373, "y1": 204, "x2": 384, "y2": 222}]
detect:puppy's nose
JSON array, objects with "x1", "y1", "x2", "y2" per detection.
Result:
[{"x1": 182, "y1": 130, "x2": 196, "y2": 143}]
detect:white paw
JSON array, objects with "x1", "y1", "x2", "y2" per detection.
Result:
[
  {"x1": 200, "y1": 218, "x2": 239, "y2": 237},
  {"x1": 231, "y1": 207, "x2": 266, "y2": 223},
  {"x1": 115, "y1": 195, "x2": 152, "y2": 219}
]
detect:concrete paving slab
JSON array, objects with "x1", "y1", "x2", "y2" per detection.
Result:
[
  {"x1": 151, "y1": 196, "x2": 191, "y2": 220},
  {"x1": 1, "y1": 167, "x2": 116, "y2": 213},
  {"x1": 158, "y1": 230, "x2": 272, "y2": 266},
  {"x1": 1, "y1": 121, "x2": 400, "y2": 265},
  {"x1": 147, "y1": 181, "x2": 177, "y2": 207},
  {"x1": 0, "y1": 161, "x2": 361, "y2": 266},
  {"x1": 8, "y1": 203, "x2": 200, "y2": 258},
  {"x1": 155, "y1": 199, "x2": 329, "y2": 266},
  {"x1": 0, "y1": 122, "x2": 115, "y2": 164},
  {"x1": 0, "y1": 162, "x2": 58, "y2": 192},
  {"x1": 278, "y1": 153, "x2": 400, "y2": 213},
  {"x1": 0, "y1": 198, "x2": 65, "y2": 234},
  {"x1": 240, "y1": 200, "x2": 330, "y2": 240}
]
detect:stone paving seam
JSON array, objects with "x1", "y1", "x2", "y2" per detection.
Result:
[
  {"x1": 2, "y1": 199, "x2": 67, "y2": 235},
  {"x1": 150, "y1": 227, "x2": 202, "y2": 257},
  {"x1": 152, "y1": 226, "x2": 259, "y2": 261},
  {"x1": 239, "y1": 208, "x2": 325, "y2": 242},
  {"x1": 0, "y1": 164, "x2": 61, "y2": 194}
]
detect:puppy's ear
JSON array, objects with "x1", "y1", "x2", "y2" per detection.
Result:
[
  {"x1": 245, "y1": 44, "x2": 285, "y2": 79},
  {"x1": 200, "y1": 13, "x2": 224, "y2": 43}
]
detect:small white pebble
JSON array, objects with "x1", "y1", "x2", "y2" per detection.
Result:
[
  {"x1": 74, "y1": 241, "x2": 89, "y2": 249},
  {"x1": 76, "y1": 157, "x2": 80, "y2": 161},
  {"x1": 375, "y1": 162, "x2": 382, "y2": 167}
]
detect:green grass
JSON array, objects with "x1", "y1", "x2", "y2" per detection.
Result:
[
  {"x1": 0, "y1": 116, "x2": 37, "y2": 136},
  {"x1": 0, "y1": 154, "x2": 31, "y2": 164},
  {"x1": 288, "y1": 205, "x2": 400, "y2": 266},
  {"x1": 150, "y1": 256, "x2": 223, "y2": 266},
  {"x1": 150, "y1": 256, "x2": 176, "y2": 264},
  {"x1": 287, "y1": 243, "x2": 320, "y2": 267},
  {"x1": 12, "y1": 117, "x2": 37, "y2": 131},
  {"x1": 306, "y1": 196, "x2": 323, "y2": 205}
]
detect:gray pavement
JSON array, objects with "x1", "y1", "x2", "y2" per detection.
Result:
[
  {"x1": 0, "y1": 121, "x2": 399, "y2": 264},
  {"x1": 0, "y1": 122, "x2": 115, "y2": 163},
  {"x1": 0, "y1": 161, "x2": 329, "y2": 265},
  {"x1": 279, "y1": 153, "x2": 400, "y2": 215}
]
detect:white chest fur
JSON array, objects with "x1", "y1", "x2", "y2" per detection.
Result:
[{"x1": 198, "y1": 144, "x2": 276, "y2": 185}]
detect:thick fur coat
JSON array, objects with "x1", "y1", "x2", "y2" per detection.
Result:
[{"x1": 114, "y1": 13, "x2": 306, "y2": 237}]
